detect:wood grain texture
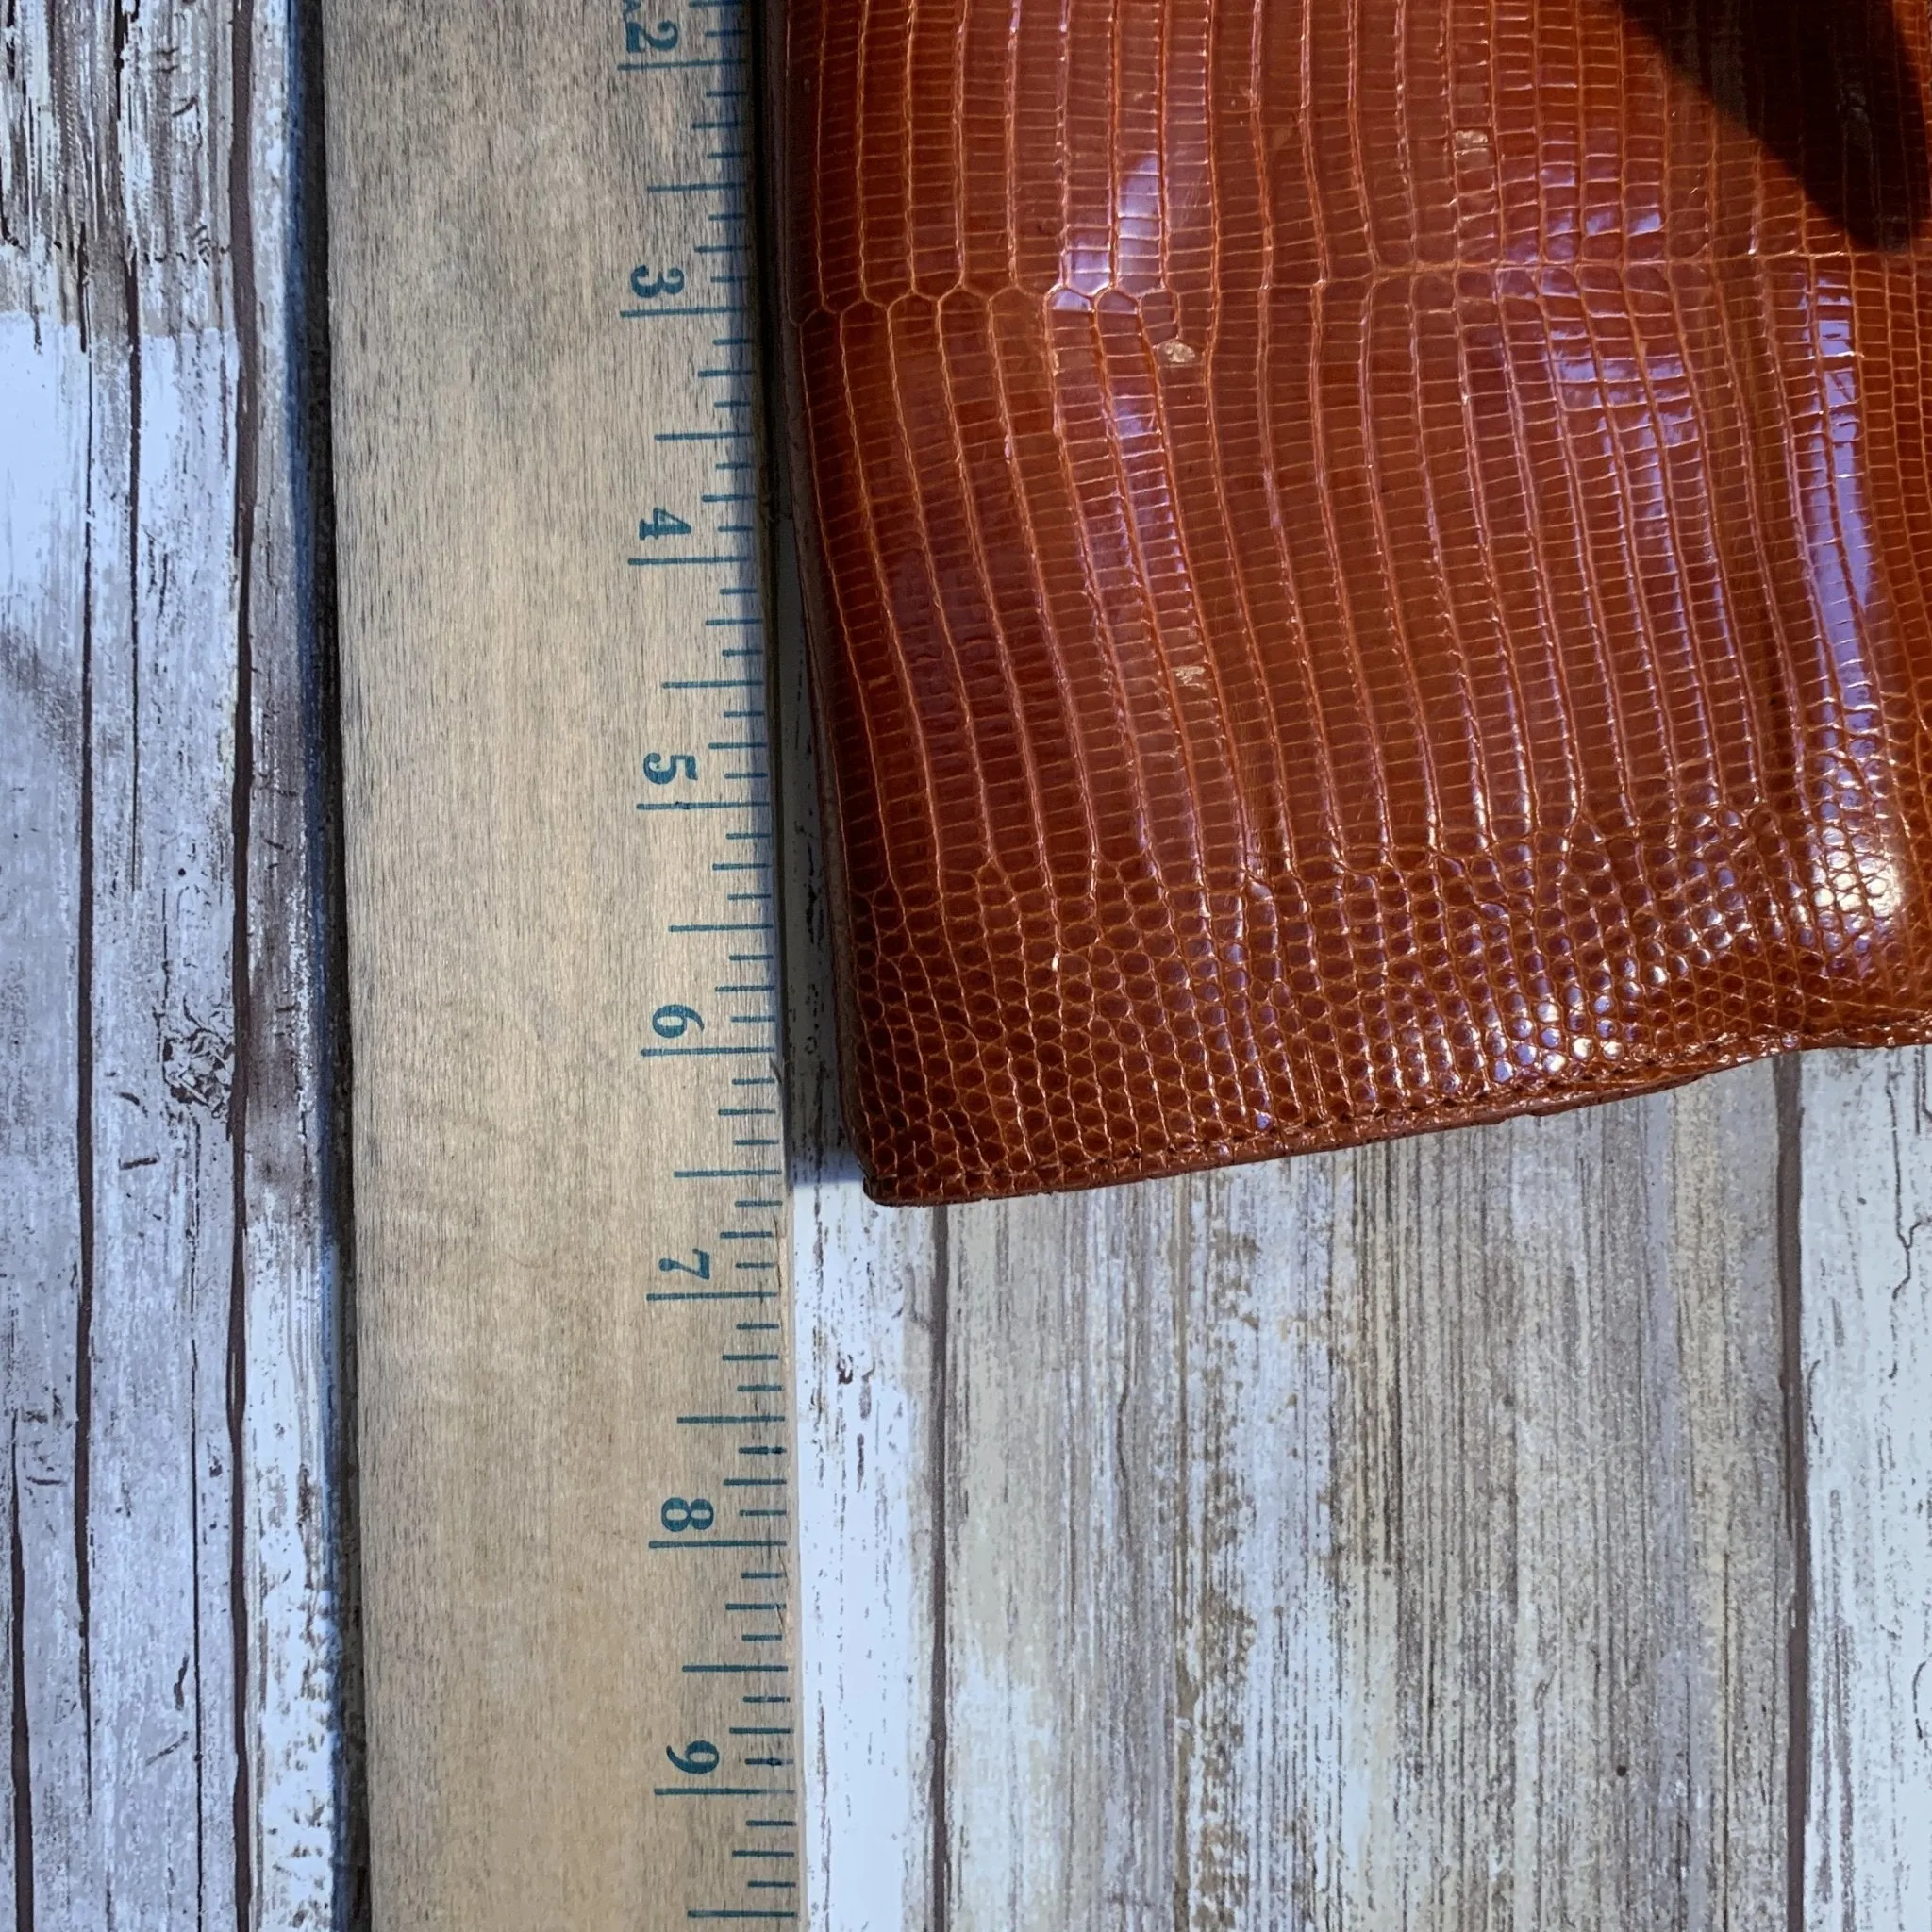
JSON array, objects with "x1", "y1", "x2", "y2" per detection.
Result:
[
  {"x1": 779, "y1": 509, "x2": 943, "y2": 1932},
  {"x1": 1798, "y1": 1047, "x2": 1932, "y2": 1928},
  {"x1": 790, "y1": 1063, "x2": 1803, "y2": 1927},
  {"x1": 323, "y1": 5, "x2": 803, "y2": 1926},
  {"x1": 0, "y1": 0, "x2": 358, "y2": 1924},
  {"x1": 937, "y1": 1071, "x2": 1790, "y2": 1930}
]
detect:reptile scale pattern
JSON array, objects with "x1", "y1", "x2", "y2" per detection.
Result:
[{"x1": 778, "y1": 0, "x2": 1932, "y2": 1205}]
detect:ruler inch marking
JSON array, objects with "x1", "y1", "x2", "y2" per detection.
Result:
[{"x1": 617, "y1": 10, "x2": 799, "y2": 1922}]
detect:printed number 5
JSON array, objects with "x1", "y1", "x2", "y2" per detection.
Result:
[{"x1": 643, "y1": 752, "x2": 698, "y2": 785}]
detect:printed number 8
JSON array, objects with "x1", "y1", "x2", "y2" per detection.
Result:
[{"x1": 660, "y1": 1496, "x2": 714, "y2": 1533}]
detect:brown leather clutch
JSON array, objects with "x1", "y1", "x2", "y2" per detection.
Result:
[{"x1": 776, "y1": 0, "x2": 1932, "y2": 1205}]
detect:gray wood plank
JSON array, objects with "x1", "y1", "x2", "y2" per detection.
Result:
[
  {"x1": 907, "y1": 1069, "x2": 1791, "y2": 1929},
  {"x1": 1798, "y1": 1047, "x2": 1932, "y2": 1927},
  {"x1": 943, "y1": 1185, "x2": 1187, "y2": 1929},
  {"x1": 1313, "y1": 1072, "x2": 1789, "y2": 1929},
  {"x1": 0, "y1": 0, "x2": 355, "y2": 1923}
]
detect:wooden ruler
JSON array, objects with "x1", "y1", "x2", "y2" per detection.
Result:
[{"x1": 322, "y1": 2, "x2": 798, "y2": 1924}]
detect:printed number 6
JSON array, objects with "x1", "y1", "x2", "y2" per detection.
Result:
[
  {"x1": 666, "y1": 1739, "x2": 719, "y2": 1776},
  {"x1": 652, "y1": 1004, "x2": 704, "y2": 1039}
]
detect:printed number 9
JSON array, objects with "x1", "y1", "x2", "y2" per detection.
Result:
[
  {"x1": 660, "y1": 1496, "x2": 715, "y2": 1533},
  {"x1": 643, "y1": 752, "x2": 698, "y2": 785},
  {"x1": 666, "y1": 1739, "x2": 719, "y2": 1776},
  {"x1": 652, "y1": 1004, "x2": 704, "y2": 1039}
]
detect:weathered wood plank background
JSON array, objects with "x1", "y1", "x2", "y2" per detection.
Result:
[
  {"x1": 7, "y1": 0, "x2": 1932, "y2": 1925},
  {"x1": 1, "y1": 0, "x2": 360, "y2": 1924}
]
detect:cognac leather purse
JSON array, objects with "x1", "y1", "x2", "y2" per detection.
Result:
[{"x1": 777, "y1": 0, "x2": 1932, "y2": 1204}]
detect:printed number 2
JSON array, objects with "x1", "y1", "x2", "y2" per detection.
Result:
[
  {"x1": 658, "y1": 1248, "x2": 712, "y2": 1278},
  {"x1": 625, "y1": 19, "x2": 679, "y2": 54},
  {"x1": 643, "y1": 752, "x2": 698, "y2": 785}
]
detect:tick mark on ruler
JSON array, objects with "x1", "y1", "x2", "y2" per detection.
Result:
[
  {"x1": 647, "y1": 1538, "x2": 781, "y2": 1551},
  {"x1": 652, "y1": 1786, "x2": 785, "y2": 1799},
  {"x1": 619, "y1": 57, "x2": 746, "y2": 72},
  {"x1": 647, "y1": 1291, "x2": 775, "y2": 1304}
]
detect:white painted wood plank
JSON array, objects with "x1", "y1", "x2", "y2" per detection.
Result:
[
  {"x1": 1799, "y1": 1046, "x2": 1932, "y2": 1928},
  {"x1": 91, "y1": 317, "x2": 247, "y2": 1927},
  {"x1": 2, "y1": 308, "x2": 98, "y2": 1932},
  {"x1": 942, "y1": 1184, "x2": 1188, "y2": 1929},
  {"x1": 791, "y1": 1172, "x2": 940, "y2": 1932},
  {"x1": 778, "y1": 509, "x2": 941, "y2": 1932},
  {"x1": 0, "y1": 0, "x2": 354, "y2": 1922},
  {"x1": 1174, "y1": 1153, "x2": 1354, "y2": 1928}
]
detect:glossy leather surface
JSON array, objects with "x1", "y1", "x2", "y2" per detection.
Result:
[{"x1": 778, "y1": 0, "x2": 1932, "y2": 1204}]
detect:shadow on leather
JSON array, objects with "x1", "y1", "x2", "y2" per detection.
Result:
[{"x1": 1613, "y1": 0, "x2": 1932, "y2": 248}]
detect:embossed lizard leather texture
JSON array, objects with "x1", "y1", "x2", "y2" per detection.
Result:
[{"x1": 777, "y1": 0, "x2": 1932, "y2": 1205}]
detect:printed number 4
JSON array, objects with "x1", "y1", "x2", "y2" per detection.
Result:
[{"x1": 638, "y1": 506, "x2": 692, "y2": 539}]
